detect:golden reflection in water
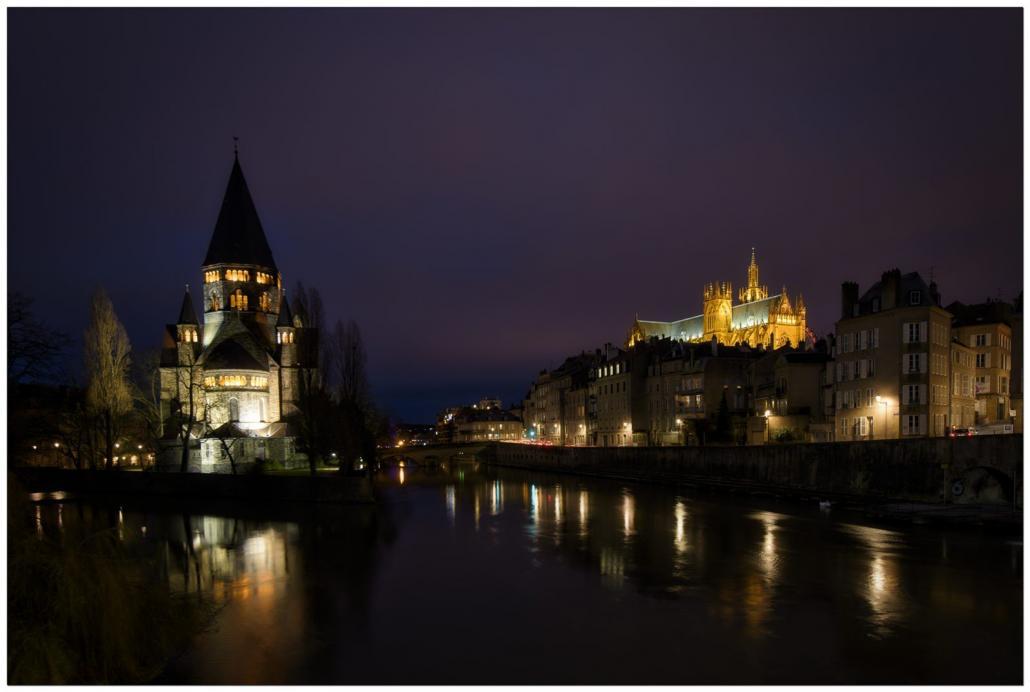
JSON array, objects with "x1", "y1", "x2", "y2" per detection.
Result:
[
  {"x1": 118, "y1": 508, "x2": 125, "y2": 542},
  {"x1": 578, "y1": 490, "x2": 589, "y2": 538},
  {"x1": 843, "y1": 524, "x2": 906, "y2": 638},
  {"x1": 57, "y1": 505, "x2": 63, "y2": 531},
  {"x1": 674, "y1": 501, "x2": 687, "y2": 555},
  {"x1": 600, "y1": 547, "x2": 625, "y2": 589},
  {"x1": 554, "y1": 487, "x2": 563, "y2": 525},
  {"x1": 529, "y1": 484, "x2": 541, "y2": 535},
  {"x1": 474, "y1": 494, "x2": 480, "y2": 531},
  {"x1": 35, "y1": 506, "x2": 43, "y2": 538},
  {"x1": 490, "y1": 480, "x2": 502, "y2": 515},
  {"x1": 398, "y1": 467, "x2": 405, "y2": 485},
  {"x1": 622, "y1": 491, "x2": 635, "y2": 539}
]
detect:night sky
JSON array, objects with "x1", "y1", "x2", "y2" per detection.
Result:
[{"x1": 8, "y1": 8, "x2": 1023, "y2": 423}]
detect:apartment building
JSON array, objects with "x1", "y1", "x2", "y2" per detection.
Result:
[
  {"x1": 950, "y1": 338, "x2": 977, "y2": 430},
  {"x1": 947, "y1": 300, "x2": 1015, "y2": 427},
  {"x1": 834, "y1": 269, "x2": 952, "y2": 439},
  {"x1": 748, "y1": 347, "x2": 832, "y2": 443}
]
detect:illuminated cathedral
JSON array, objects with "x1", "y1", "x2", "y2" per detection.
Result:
[
  {"x1": 157, "y1": 151, "x2": 317, "y2": 471},
  {"x1": 627, "y1": 249, "x2": 807, "y2": 349}
]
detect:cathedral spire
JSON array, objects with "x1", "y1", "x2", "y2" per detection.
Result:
[
  {"x1": 739, "y1": 247, "x2": 768, "y2": 303},
  {"x1": 202, "y1": 153, "x2": 278, "y2": 271}
]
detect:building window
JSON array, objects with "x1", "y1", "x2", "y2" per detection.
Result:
[
  {"x1": 976, "y1": 353, "x2": 988, "y2": 368},
  {"x1": 228, "y1": 398, "x2": 239, "y2": 422},
  {"x1": 259, "y1": 292, "x2": 271, "y2": 311},
  {"x1": 204, "y1": 270, "x2": 220, "y2": 283},
  {"x1": 974, "y1": 333, "x2": 989, "y2": 347},
  {"x1": 871, "y1": 297, "x2": 880, "y2": 313},
  {"x1": 909, "y1": 291, "x2": 921, "y2": 305},
  {"x1": 230, "y1": 289, "x2": 248, "y2": 310},
  {"x1": 209, "y1": 292, "x2": 221, "y2": 311}
]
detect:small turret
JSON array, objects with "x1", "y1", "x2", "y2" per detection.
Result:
[{"x1": 176, "y1": 285, "x2": 200, "y2": 344}]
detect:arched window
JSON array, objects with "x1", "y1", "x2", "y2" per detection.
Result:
[
  {"x1": 259, "y1": 292, "x2": 271, "y2": 311},
  {"x1": 210, "y1": 292, "x2": 221, "y2": 311},
  {"x1": 258, "y1": 398, "x2": 266, "y2": 422},
  {"x1": 228, "y1": 398, "x2": 239, "y2": 422},
  {"x1": 231, "y1": 289, "x2": 247, "y2": 310}
]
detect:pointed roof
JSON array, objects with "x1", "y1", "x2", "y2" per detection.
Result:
[
  {"x1": 276, "y1": 294, "x2": 294, "y2": 328},
  {"x1": 203, "y1": 155, "x2": 278, "y2": 270},
  {"x1": 178, "y1": 286, "x2": 198, "y2": 325}
]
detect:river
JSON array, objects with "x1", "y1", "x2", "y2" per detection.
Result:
[{"x1": 23, "y1": 461, "x2": 1023, "y2": 684}]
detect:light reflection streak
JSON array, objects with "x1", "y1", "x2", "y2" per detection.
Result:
[
  {"x1": 674, "y1": 500, "x2": 687, "y2": 555},
  {"x1": 446, "y1": 486, "x2": 456, "y2": 525},
  {"x1": 35, "y1": 506, "x2": 43, "y2": 538},
  {"x1": 621, "y1": 490, "x2": 635, "y2": 539},
  {"x1": 578, "y1": 490, "x2": 589, "y2": 538},
  {"x1": 842, "y1": 523, "x2": 907, "y2": 638}
]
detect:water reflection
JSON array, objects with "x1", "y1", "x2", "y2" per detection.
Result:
[
  {"x1": 21, "y1": 463, "x2": 1023, "y2": 684},
  {"x1": 843, "y1": 524, "x2": 906, "y2": 639}
]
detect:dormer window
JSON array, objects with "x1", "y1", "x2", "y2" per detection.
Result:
[
  {"x1": 871, "y1": 297, "x2": 880, "y2": 313},
  {"x1": 909, "y1": 290, "x2": 922, "y2": 305}
]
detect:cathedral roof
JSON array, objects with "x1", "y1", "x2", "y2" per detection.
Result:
[
  {"x1": 177, "y1": 288, "x2": 198, "y2": 325},
  {"x1": 203, "y1": 155, "x2": 278, "y2": 271},
  {"x1": 202, "y1": 338, "x2": 269, "y2": 372}
]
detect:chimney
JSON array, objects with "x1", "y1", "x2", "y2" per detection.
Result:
[
  {"x1": 841, "y1": 281, "x2": 859, "y2": 319},
  {"x1": 929, "y1": 280, "x2": 941, "y2": 307},
  {"x1": 881, "y1": 269, "x2": 901, "y2": 310}
]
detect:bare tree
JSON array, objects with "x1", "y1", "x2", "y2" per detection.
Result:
[
  {"x1": 326, "y1": 319, "x2": 370, "y2": 408},
  {"x1": 170, "y1": 345, "x2": 203, "y2": 473},
  {"x1": 209, "y1": 424, "x2": 243, "y2": 475},
  {"x1": 83, "y1": 289, "x2": 133, "y2": 470},
  {"x1": 8, "y1": 292, "x2": 69, "y2": 386},
  {"x1": 292, "y1": 282, "x2": 326, "y2": 474}
]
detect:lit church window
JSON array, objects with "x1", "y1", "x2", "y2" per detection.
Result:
[
  {"x1": 259, "y1": 292, "x2": 271, "y2": 311},
  {"x1": 204, "y1": 270, "x2": 220, "y2": 283},
  {"x1": 209, "y1": 292, "x2": 221, "y2": 311},
  {"x1": 230, "y1": 289, "x2": 248, "y2": 310}
]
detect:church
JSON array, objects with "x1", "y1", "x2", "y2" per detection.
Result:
[
  {"x1": 627, "y1": 250, "x2": 808, "y2": 349},
  {"x1": 157, "y1": 152, "x2": 317, "y2": 472}
]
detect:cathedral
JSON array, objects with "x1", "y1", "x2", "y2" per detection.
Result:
[
  {"x1": 157, "y1": 152, "x2": 317, "y2": 472},
  {"x1": 627, "y1": 249, "x2": 808, "y2": 349}
]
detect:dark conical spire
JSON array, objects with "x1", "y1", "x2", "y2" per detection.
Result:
[
  {"x1": 203, "y1": 154, "x2": 278, "y2": 270},
  {"x1": 276, "y1": 290, "x2": 294, "y2": 327},
  {"x1": 178, "y1": 285, "x2": 198, "y2": 325}
]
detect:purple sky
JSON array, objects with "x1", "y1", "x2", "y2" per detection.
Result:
[{"x1": 9, "y1": 8, "x2": 1023, "y2": 422}]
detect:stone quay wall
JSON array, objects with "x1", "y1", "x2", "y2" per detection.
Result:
[{"x1": 488, "y1": 436, "x2": 1023, "y2": 507}]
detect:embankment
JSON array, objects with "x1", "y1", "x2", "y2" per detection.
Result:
[{"x1": 485, "y1": 436, "x2": 1023, "y2": 508}]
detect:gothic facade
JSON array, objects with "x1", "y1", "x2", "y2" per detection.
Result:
[
  {"x1": 628, "y1": 250, "x2": 807, "y2": 350},
  {"x1": 157, "y1": 153, "x2": 317, "y2": 471}
]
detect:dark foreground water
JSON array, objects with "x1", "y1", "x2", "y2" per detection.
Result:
[{"x1": 25, "y1": 462, "x2": 1023, "y2": 684}]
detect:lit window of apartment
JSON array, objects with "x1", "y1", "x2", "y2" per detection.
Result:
[
  {"x1": 974, "y1": 333, "x2": 990, "y2": 347},
  {"x1": 976, "y1": 353, "x2": 989, "y2": 368}
]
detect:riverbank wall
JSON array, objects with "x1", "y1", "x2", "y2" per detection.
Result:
[
  {"x1": 485, "y1": 436, "x2": 1023, "y2": 508},
  {"x1": 11, "y1": 468, "x2": 375, "y2": 504}
]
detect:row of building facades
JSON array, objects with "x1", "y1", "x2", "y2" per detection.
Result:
[{"x1": 515, "y1": 257, "x2": 1022, "y2": 446}]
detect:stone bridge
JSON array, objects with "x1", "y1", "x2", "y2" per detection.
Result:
[{"x1": 376, "y1": 443, "x2": 490, "y2": 469}]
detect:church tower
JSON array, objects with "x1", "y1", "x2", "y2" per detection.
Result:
[
  {"x1": 738, "y1": 247, "x2": 769, "y2": 304},
  {"x1": 200, "y1": 151, "x2": 283, "y2": 348},
  {"x1": 703, "y1": 281, "x2": 733, "y2": 343}
]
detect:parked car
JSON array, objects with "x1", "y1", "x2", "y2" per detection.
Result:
[{"x1": 949, "y1": 427, "x2": 975, "y2": 438}]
